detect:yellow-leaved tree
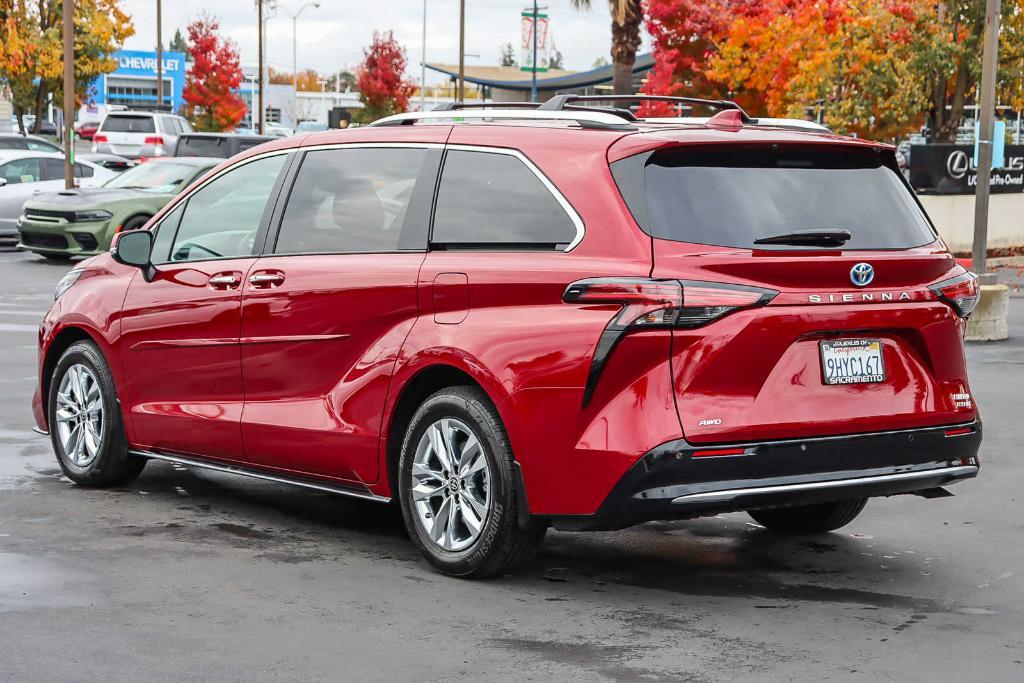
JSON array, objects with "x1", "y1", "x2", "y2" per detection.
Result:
[{"x1": 0, "y1": 0, "x2": 133, "y2": 134}]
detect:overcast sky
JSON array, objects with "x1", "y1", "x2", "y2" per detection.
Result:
[{"x1": 118, "y1": 0, "x2": 649, "y2": 85}]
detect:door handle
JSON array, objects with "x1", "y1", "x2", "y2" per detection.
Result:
[
  {"x1": 249, "y1": 272, "x2": 285, "y2": 288},
  {"x1": 208, "y1": 273, "x2": 241, "y2": 289}
]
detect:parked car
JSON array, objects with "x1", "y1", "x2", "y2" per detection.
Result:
[
  {"x1": 0, "y1": 133, "x2": 63, "y2": 154},
  {"x1": 17, "y1": 156, "x2": 219, "y2": 259},
  {"x1": 0, "y1": 151, "x2": 114, "y2": 242},
  {"x1": 92, "y1": 111, "x2": 194, "y2": 160},
  {"x1": 263, "y1": 123, "x2": 293, "y2": 138},
  {"x1": 21, "y1": 115, "x2": 58, "y2": 136},
  {"x1": 32, "y1": 98, "x2": 981, "y2": 578},
  {"x1": 295, "y1": 121, "x2": 329, "y2": 133},
  {"x1": 173, "y1": 132, "x2": 275, "y2": 159},
  {"x1": 78, "y1": 153, "x2": 137, "y2": 173},
  {"x1": 74, "y1": 120, "x2": 101, "y2": 141}
]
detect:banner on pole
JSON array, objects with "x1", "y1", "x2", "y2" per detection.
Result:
[{"x1": 520, "y1": 9, "x2": 551, "y2": 72}]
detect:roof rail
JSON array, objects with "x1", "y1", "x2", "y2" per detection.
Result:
[
  {"x1": 431, "y1": 101, "x2": 542, "y2": 112},
  {"x1": 541, "y1": 94, "x2": 752, "y2": 123},
  {"x1": 368, "y1": 108, "x2": 638, "y2": 131}
]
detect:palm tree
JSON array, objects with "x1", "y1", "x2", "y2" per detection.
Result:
[{"x1": 571, "y1": 0, "x2": 642, "y2": 95}]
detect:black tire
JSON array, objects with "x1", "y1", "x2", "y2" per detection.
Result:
[
  {"x1": 397, "y1": 386, "x2": 546, "y2": 578},
  {"x1": 47, "y1": 340, "x2": 145, "y2": 487},
  {"x1": 748, "y1": 498, "x2": 868, "y2": 534},
  {"x1": 120, "y1": 215, "x2": 151, "y2": 232}
]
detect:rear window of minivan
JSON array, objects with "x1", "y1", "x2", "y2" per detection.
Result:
[
  {"x1": 101, "y1": 115, "x2": 156, "y2": 134},
  {"x1": 611, "y1": 144, "x2": 936, "y2": 250}
]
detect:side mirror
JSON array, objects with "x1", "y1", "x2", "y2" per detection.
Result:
[
  {"x1": 0, "y1": 177, "x2": 7, "y2": 187},
  {"x1": 111, "y1": 229, "x2": 152, "y2": 268}
]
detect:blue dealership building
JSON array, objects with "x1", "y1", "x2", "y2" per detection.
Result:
[{"x1": 87, "y1": 50, "x2": 187, "y2": 113}]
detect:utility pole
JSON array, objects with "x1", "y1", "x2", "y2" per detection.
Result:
[
  {"x1": 62, "y1": 0, "x2": 74, "y2": 189},
  {"x1": 421, "y1": 0, "x2": 427, "y2": 111},
  {"x1": 457, "y1": 0, "x2": 465, "y2": 102},
  {"x1": 972, "y1": 0, "x2": 1001, "y2": 281},
  {"x1": 258, "y1": 0, "x2": 265, "y2": 134},
  {"x1": 156, "y1": 0, "x2": 163, "y2": 111},
  {"x1": 531, "y1": 1, "x2": 538, "y2": 103}
]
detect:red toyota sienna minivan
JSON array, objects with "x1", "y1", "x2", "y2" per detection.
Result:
[{"x1": 33, "y1": 97, "x2": 981, "y2": 577}]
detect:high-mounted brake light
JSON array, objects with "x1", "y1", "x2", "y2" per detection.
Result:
[
  {"x1": 930, "y1": 268, "x2": 979, "y2": 318},
  {"x1": 563, "y1": 277, "x2": 778, "y2": 405}
]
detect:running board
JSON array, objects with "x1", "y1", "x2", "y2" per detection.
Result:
[{"x1": 130, "y1": 450, "x2": 391, "y2": 503}]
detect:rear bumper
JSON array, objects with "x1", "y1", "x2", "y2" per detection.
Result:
[{"x1": 549, "y1": 421, "x2": 981, "y2": 531}]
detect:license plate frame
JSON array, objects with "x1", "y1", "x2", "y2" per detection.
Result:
[{"x1": 819, "y1": 338, "x2": 886, "y2": 386}]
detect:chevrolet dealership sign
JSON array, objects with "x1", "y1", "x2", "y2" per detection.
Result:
[{"x1": 117, "y1": 54, "x2": 183, "y2": 73}]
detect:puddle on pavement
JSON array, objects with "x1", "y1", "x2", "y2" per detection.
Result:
[
  {"x1": 0, "y1": 552, "x2": 100, "y2": 613},
  {"x1": 0, "y1": 436, "x2": 57, "y2": 490}
]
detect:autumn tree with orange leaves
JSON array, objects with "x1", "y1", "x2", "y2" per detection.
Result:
[
  {"x1": 353, "y1": 31, "x2": 415, "y2": 124},
  {"x1": 0, "y1": 0, "x2": 133, "y2": 134},
  {"x1": 643, "y1": 0, "x2": 1024, "y2": 141},
  {"x1": 181, "y1": 14, "x2": 247, "y2": 132}
]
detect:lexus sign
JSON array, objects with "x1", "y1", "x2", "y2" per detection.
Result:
[{"x1": 911, "y1": 143, "x2": 1024, "y2": 194}]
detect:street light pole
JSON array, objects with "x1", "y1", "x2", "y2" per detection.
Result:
[
  {"x1": 457, "y1": 0, "x2": 465, "y2": 102},
  {"x1": 156, "y1": 0, "x2": 163, "y2": 111},
  {"x1": 62, "y1": 0, "x2": 74, "y2": 189},
  {"x1": 276, "y1": 3, "x2": 320, "y2": 99},
  {"x1": 531, "y1": 0, "x2": 538, "y2": 103},
  {"x1": 257, "y1": 0, "x2": 265, "y2": 134},
  {"x1": 421, "y1": 0, "x2": 427, "y2": 111},
  {"x1": 972, "y1": 0, "x2": 1001, "y2": 280}
]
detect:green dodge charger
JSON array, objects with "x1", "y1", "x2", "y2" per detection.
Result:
[{"x1": 17, "y1": 156, "x2": 220, "y2": 260}]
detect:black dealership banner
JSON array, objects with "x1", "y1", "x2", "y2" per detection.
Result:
[{"x1": 909, "y1": 143, "x2": 1024, "y2": 194}]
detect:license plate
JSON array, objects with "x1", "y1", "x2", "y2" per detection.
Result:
[{"x1": 819, "y1": 339, "x2": 886, "y2": 385}]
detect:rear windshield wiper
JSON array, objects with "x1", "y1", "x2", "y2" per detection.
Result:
[{"x1": 753, "y1": 229, "x2": 852, "y2": 247}]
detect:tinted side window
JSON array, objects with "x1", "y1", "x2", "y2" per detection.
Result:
[
  {"x1": 74, "y1": 163, "x2": 95, "y2": 178},
  {"x1": 0, "y1": 158, "x2": 42, "y2": 184},
  {"x1": 151, "y1": 203, "x2": 184, "y2": 263},
  {"x1": 169, "y1": 154, "x2": 286, "y2": 262},
  {"x1": 0, "y1": 138, "x2": 28, "y2": 150},
  {"x1": 274, "y1": 147, "x2": 427, "y2": 254},
  {"x1": 432, "y1": 150, "x2": 578, "y2": 248},
  {"x1": 26, "y1": 138, "x2": 59, "y2": 152},
  {"x1": 42, "y1": 158, "x2": 66, "y2": 181}
]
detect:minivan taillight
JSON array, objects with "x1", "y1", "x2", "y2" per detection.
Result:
[
  {"x1": 930, "y1": 269, "x2": 980, "y2": 318},
  {"x1": 563, "y1": 278, "x2": 777, "y2": 405},
  {"x1": 93, "y1": 134, "x2": 108, "y2": 143},
  {"x1": 563, "y1": 278, "x2": 777, "y2": 329}
]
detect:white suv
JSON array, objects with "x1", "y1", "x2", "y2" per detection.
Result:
[{"x1": 92, "y1": 112, "x2": 194, "y2": 160}]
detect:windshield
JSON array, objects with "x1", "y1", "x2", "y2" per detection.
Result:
[
  {"x1": 613, "y1": 144, "x2": 936, "y2": 250},
  {"x1": 101, "y1": 115, "x2": 155, "y2": 134},
  {"x1": 104, "y1": 162, "x2": 202, "y2": 193}
]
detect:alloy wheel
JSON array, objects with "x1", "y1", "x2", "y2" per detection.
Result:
[
  {"x1": 55, "y1": 364, "x2": 104, "y2": 468},
  {"x1": 411, "y1": 417, "x2": 492, "y2": 552}
]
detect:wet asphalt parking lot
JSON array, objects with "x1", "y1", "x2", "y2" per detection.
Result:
[{"x1": 0, "y1": 246, "x2": 1021, "y2": 681}]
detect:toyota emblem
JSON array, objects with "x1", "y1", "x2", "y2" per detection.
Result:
[{"x1": 850, "y1": 263, "x2": 875, "y2": 287}]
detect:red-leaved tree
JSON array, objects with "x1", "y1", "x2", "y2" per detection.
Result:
[
  {"x1": 181, "y1": 14, "x2": 247, "y2": 132},
  {"x1": 353, "y1": 31, "x2": 415, "y2": 124}
]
